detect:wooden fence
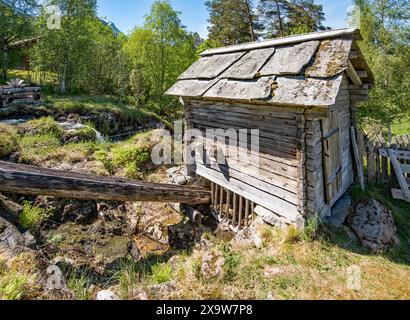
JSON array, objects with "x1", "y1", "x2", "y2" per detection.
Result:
[{"x1": 357, "y1": 131, "x2": 410, "y2": 187}]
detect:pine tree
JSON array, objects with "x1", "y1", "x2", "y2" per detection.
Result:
[
  {"x1": 206, "y1": 0, "x2": 261, "y2": 46},
  {"x1": 286, "y1": 0, "x2": 326, "y2": 35},
  {"x1": 258, "y1": 0, "x2": 289, "y2": 38},
  {"x1": 258, "y1": 0, "x2": 326, "y2": 38}
]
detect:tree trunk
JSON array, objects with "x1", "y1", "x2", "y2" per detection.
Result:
[
  {"x1": 244, "y1": 0, "x2": 256, "y2": 42},
  {"x1": 275, "y1": 0, "x2": 285, "y2": 37},
  {"x1": 1, "y1": 37, "x2": 9, "y2": 83},
  {"x1": 60, "y1": 54, "x2": 68, "y2": 93},
  {"x1": 0, "y1": 161, "x2": 212, "y2": 205}
]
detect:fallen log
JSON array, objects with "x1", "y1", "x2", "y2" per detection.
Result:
[
  {"x1": 0, "y1": 161, "x2": 211, "y2": 205},
  {"x1": 0, "y1": 193, "x2": 23, "y2": 225}
]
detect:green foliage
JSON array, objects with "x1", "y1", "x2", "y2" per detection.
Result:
[
  {"x1": 220, "y1": 244, "x2": 242, "y2": 282},
  {"x1": 114, "y1": 257, "x2": 139, "y2": 299},
  {"x1": 111, "y1": 144, "x2": 150, "y2": 178},
  {"x1": 125, "y1": 0, "x2": 198, "y2": 118},
  {"x1": 0, "y1": 269, "x2": 29, "y2": 300},
  {"x1": 206, "y1": 0, "x2": 262, "y2": 46},
  {"x1": 354, "y1": 0, "x2": 410, "y2": 131},
  {"x1": 0, "y1": 124, "x2": 19, "y2": 159},
  {"x1": 67, "y1": 271, "x2": 92, "y2": 300},
  {"x1": 20, "y1": 202, "x2": 46, "y2": 230},
  {"x1": 0, "y1": 0, "x2": 37, "y2": 82},
  {"x1": 151, "y1": 262, "x2": 172, "y2": 284},
  {"x1": 258, "y1": 0, "x2": 326, "y2": 38}
]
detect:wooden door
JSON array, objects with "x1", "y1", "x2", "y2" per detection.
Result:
[{"x1": 322, "y1": 111, "x2": 342, "y2": 204}]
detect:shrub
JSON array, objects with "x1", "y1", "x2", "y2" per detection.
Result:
[{"x1": 0, "y1": 124, "x2": 19, "y2": 159}]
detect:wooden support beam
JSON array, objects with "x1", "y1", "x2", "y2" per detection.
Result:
[
  {"x1": 347, "y1": 61, "x2": 363, "y2": 86},
  {"x1": 0, "y1": 161, "x2": 211, "y2": 205},
  {"x1": 349, "y1": 50, "x2": 359, "y2": 59},
  {"x1": 350, "y1": 127, "x2": 365, "y2": 190}
]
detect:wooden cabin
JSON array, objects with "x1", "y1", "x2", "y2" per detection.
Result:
[{"x1": 166, "y1": 28, "x2": 374, "y2": 229}]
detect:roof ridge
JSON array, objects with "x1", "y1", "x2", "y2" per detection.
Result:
[{"x1": 201, "y1": 28, "x2": 361, "y2": 57}]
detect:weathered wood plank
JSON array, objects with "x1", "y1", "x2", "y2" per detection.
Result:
[
  {"x1": 259, "y1": 41, "x2": 319, "y2": 76},
  {"x1": 347, "y1": 60, "x2": 363, "y2": 86},
  {"x1": 350, "y1": 126, "x2": 365, "y2": 190},
  {"x1": 0, "y1": 161, "x2": 211, "y2": 205},
  {"x1": 388, "y1": 149, "x2": 410, "y2": 202},
  {"x1": 367, "y1": 140, "x2": 376, "y2": 184},
  {"x1": 195, "y1": 155, "x2": 299, "y2": 204},
  {"x1": 196, "y1": 164, "x2": 300, "y2": 221}
]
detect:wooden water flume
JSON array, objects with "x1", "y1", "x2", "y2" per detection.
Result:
[{"x1": 0, "y1": 161, "x2": 211, "y2": 205}]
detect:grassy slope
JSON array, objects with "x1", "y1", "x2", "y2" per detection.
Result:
[{"x1": 101, "y1": 185, "x2": 410, "y2": 300}]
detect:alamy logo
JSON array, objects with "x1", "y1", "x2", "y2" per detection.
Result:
[
  {"x1": 347, "y1": 265, "x2": 362, "y2": 291},
  {"x1": 45, "y1": 5, "x2": 62, "y2": 30}
]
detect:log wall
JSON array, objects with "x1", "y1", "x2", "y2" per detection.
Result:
[{"x1": 187, "y1": 99, "x2": 306, "y2": 223}]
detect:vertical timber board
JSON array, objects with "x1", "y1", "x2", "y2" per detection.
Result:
[
  {"x1": 322, "y1": 110, "x2": 342, "y2": 204},
  {"x1": 296, "y1": 113, "x2": 307, "y2": 216},
  {"x1": 367, "y1": 140, "x2": 376, "y2": 184},
  {"x1": 182, "y1": 98, "x2": 195, "y2": 177},
  {"x1": 381, "y1": 142, "x2": 389, "y2": 184}
]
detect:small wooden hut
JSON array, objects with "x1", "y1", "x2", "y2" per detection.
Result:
[{"x1": 166, "y1": 28, "x2": 374, "y2": 228}]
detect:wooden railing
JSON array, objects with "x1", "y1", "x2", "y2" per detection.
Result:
[{"x1": 357, "y1": 131, "x2": 410, "y2": 187}]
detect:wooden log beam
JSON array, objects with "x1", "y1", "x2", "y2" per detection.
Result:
[
  {"x1": 0, "y1": 161, "x2": 211, "y2": 205},
  {"x1": 347, "y1": 61, "x2": 363, "y2": 86}
]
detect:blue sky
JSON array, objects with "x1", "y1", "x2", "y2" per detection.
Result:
[{"x1": 97, "y1": 0, "x2": 354, "y2": 37}]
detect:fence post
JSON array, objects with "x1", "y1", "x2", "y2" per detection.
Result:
[
  {"x1": 367, "y1": 140, "x2": 376, "y2": 184},
  {"x1": 381, "y1": 142, "x2": 389, "y2": 184}
]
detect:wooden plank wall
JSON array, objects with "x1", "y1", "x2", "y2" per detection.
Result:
[
  {"x1": 306, "y1": 77, "x2": 354, "y2": 218},
  {"x1": 189, "y1": 99, "x2": 305, "y2": 223}
]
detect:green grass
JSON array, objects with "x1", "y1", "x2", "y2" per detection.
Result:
[
  {"x1": 41, "y1": 95, "x2": 171, "y2": 134},
  {"x1": 67, "y1": 271, "x2": 92, "y2": 300},
  {"x1": 0, "y1": 124, "x2": 19, "y2": 159},
  {"x1": 151, "y1": 262, "x2": 172, "y2": 284},
  {"x1": 19, "y1": 202, "x2": 47, "y2": 230},
  {"x1": 0, "y1": 270, "x2": 29, "y2": 300},
  {"x1": 112, "y1": 257, "x2": 139, "y2": 299},
  {"x1": 391, "y1": 114, "x2": 410, "y2": 137},
  {"x1": 0, "y1": 253, "x2": 40, "y2": 300},
  {"x1": 18, "y1": 117, "x2": 64, "y2": 138}
]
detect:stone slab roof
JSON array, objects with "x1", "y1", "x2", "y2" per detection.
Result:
[{"x1": 167, "y1": 28, "x2": 374, "y2": 108}]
